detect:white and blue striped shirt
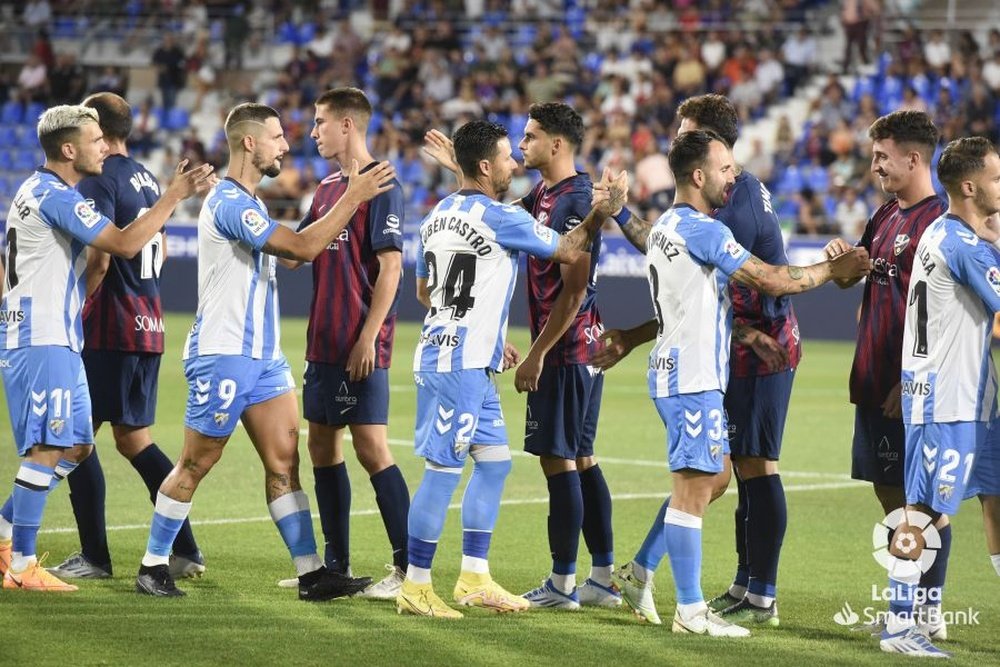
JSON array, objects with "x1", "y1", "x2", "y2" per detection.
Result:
[
  {"x1": 183, "y1": 178, "x2": 282, "y2": 360},
  {"x1": 902, "y1": 214, "x2": 1000, "y2": 424},
  {"x1": 1, "y1": 169, "x2": 111, "y2": 352},
  {"x1": 646, "y1": 205, "x2": 750, "y2": 398},
  {"x1": 414, "y1": 190, "x2": 559, "y2": 373}
]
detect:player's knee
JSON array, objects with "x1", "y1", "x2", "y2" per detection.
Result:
[
  {"x1": 982, "y1": 494, "x2": 1000, "y2": 518},
  {"x1": 540, "y1": 455, "x2": 574, "y2": 477},
  {"x1": 575, "y1": 455, "x2": 596, "y2": 471},
  {"x1": 470, "y1": 446, "x2": 512, "y2": 481},
  {"x1": 352, "y1": 439, "x2": 394, "y2": 474},
  {"x1": 306, "y1": 437, "x2": 341, "y2": 467},
  {"x1": 65, "y1": 443, "x2": 94, "y2": 464}
]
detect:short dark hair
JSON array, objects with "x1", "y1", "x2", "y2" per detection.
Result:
[
  {"x1": 668, "y1": 129, "x2": 727, "y2": 184},
  {"x1": 315, "y1": 87, "x2": 373, "y2": 127},
  {"x1": 937, "y1": 136, "x2": 999, "y2": 195},
  {"x1": 83, "y1": 92, "x2": 133, "y2": 142},
  {"x1": 868, "y1": 110, "x2": 939, "y2": 163},
  {"x1": 527, "y1": 102, "x2": 584, "y2": 149},
  {"x1": 453, "y1": 120, "x2": 508, "y2": 179},
  {"x1": 677, "y1": 94, "x2": 739, "y2": 148},
  {"x1": 225, "y1": 102, "x2": 280, "y2": 142}
]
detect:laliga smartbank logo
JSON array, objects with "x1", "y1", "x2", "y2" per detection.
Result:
[{"x1": 832, "y1": 509, "x2": 980, "y2": 628}]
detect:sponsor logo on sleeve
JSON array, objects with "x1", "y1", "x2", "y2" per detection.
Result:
[
  {"x1": 241, "y1": 209, "x2": 270, "y2": 236},
  {"x1": 383, "y1": 213, "x2": 402, "y2": 235},
  {"x1": 564, "y1": 215, "x2": 582, "y2": 232},
  {"x1": 724, "y1": 240, "x2": 744, "y2": 258},
  {"x1": 74, "y1": 201, "x2": 102, "y2": 228},
  {"x1": 986, "y1": 266, "x2": 1000, "y2": 296},
  {"x1": 533, "y1": 222, "x2": 554, "y2": 245}
]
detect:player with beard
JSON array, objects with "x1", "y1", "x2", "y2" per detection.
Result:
[{"x1": 131, "y1": 103, "x2": 394, "y2": 601}]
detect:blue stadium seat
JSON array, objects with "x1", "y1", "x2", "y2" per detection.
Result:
[
  {"x1": 368, "y1": 111, "x2": 383, "y2": 134},
  {"x1": 0, "y1": 126, "x2": 16, "y2": 148},
  {"x1": 163, "y1": 107, "x2": 190, "y2": 131},
  {"x1": 51, "y1": 17, "x2": 79, "y2": 38},
  {"x1": 277, "y1": 21, "x2": 298, "y2": 44},
  {"x1": 0, "y1": 151, "x2": 11, "y2": 172},
  {"x1": 852, "y1": 76, "x2": 875, "y2": 103},
  {"x1": 804, "y1": 165, "x2": 829, "y2": 193},
  {"x1": 311, "y1": 157, "x2": 331, "y2": 179},
  {"x1": 1, "y1": 101, "x2": 22, "y2": 125},
  {"x1": 23, "y1": 102, "x2": 45, "y2": 126},
  {"x1": 19, "y1": 128, "x2": 38, "y2": 149},
  {"x1": 13, "y1": 148, "x2": 39, "y2": 171},
  {"x1": 297, "y1": 22, "x2": 316, "y2": 45},
  {"x1": 775, "y1": 165, "x2": 804, "y2": 195}
]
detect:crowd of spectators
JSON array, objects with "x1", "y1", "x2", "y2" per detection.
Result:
[{"x1": 2, "y1": 1, "x2": 999, "y2": 241}]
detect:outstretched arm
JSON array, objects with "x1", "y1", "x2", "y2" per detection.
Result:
[
  {"x1": 730, "y1": 248, "x2": 870, "y2": 296},
  {"x1": 548, "y1": 170, "x2": 627, "y2": 264}
]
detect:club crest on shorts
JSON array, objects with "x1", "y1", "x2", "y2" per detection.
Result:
[
  {"x1": 49, "y1": 418, "x2": 66, "y2": 436},
  {"x1": 213, "y1": 412, "x2": 230, "y2": 427}
]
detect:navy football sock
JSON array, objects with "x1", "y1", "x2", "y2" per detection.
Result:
[
  {"x1": 547, "y1": 471, "x2": 583, "y2": 577},
  {"x1": 370, "y1": 464, "x2": 409, "y2": 570},
  {"x1": 131, "y1": 444, "x2": 200, "y2": 559},
  {"x1": 732, "y1": 475, "x2": 750, "y2": 592},
  {"x1": 745, "y1": 474, "x2": 786, "y2": 605},
  {"x1": 67, "y1": 449, "x2": 112, "y2": 569},
  {"x1": 579, "y1": 465, "x2": 614, "y2": 567},
  {"x1": 314, "y1": 463, "x2": 351, "y2": 573}
]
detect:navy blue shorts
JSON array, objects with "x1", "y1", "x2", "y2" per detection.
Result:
[
  {"x1": 723, "y1": 370, "x2": 794, "y2": 460},
  {"x1": 303, "y1": 362, "x2": 389, "y2": 426},
  {"x1": 524, "y1": 364, "x2": 603, "y2": 460},
  {"x1": 83, "y1": 349, "x2": 160, "y2": 428},
  {"x1": 851, "y1": 405, "x2": 905, "y2": 486}
]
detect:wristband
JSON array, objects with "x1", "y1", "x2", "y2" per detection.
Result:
[{"x1": 612, "y1": 206, "x2": 632, "y2": 227}]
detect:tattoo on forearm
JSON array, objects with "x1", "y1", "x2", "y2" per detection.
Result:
[
  {"x1": 787, "y1": 265, "x2": 804, "y2": 280},
  {"x1": 622, "y1": 218, "x2": 653, "y2": 253}
]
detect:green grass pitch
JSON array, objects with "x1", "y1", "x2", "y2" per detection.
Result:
[{"x1": 1, "y1": 315, "x2": 997, "y2": 666}]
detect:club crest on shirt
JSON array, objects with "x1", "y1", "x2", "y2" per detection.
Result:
[
  {"x1": 893, "y1": 234, "x2": 910, "y2": 256},
  {"x1": 987, "y1": 266, "x2": 1000, "y2": 296},
  {"x1": 75, "y1": 201, "x2": 102, "y2": 228},
  {"x1": 241, "y1": 209, "x2": 269, "y2": 236}
]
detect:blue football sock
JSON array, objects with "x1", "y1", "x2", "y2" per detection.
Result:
[
  {"x1": 635, "y1": 495, "x2": 670, "y2": 571},
  {"x1": 461, "y1": 450, "x2": 511, "y2": 563},
  {"x1": 268, "y1": 490, "x2": 319, "y2": 570},
  {"x1": 0, "y1": 494, "x2": 12, "y2": 539},
  {"x1": 66, "y1": 451, "x2": 111, "y2": 568},
  {"x1": 371, "y1": 464, "x2": 410, "y2": 569},
  {"x1": 733, "y1": 476, "x2": 750, "y2": 590},
  {"x1": 664, "y1": 507, "x2": 703, "y2": 605},
  {"x1": 142, "y1": 492, "x2": 191, "y2": 567},
  {"x1": 131, "y1": 444, "x2": 200, "y2": 559},
  {"x1": 887, "y1": 574, "x2": 918, "y2": 632},
  {"x1": 746, "y1": 474, "x2": 786, "y2": 604},
  {"x1": 580, "y1": 465, "x2": 614, "y2": 567},
  {"x1": 11, "y1": 462, "x2": 54, "y2": 560},
  {"x1": 314, "y1": 463, "x2": 351, "y2": 573},
  {"x1": 546, "y1": 470, "x2": 582, "y2": 576},
  {"x1": 407, "y1": 465, "x2": 462, "y2": 569},
  {"x1": 918, "y1": 523, "x2": 951, "y2": 608}
]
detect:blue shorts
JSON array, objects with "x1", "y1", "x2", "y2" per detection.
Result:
[
  {"x1": 904, "y1": 421, "x2": 985, "y2": 516},
  {"x1": 654, "y1": 390, "x2": 730, "y2": 474},
  {"x1": 0, "y1": 346, "x2": 94, "y2": 455},
  {"x1": 724, "y1": 370, "x2": 793, "y2": 460},
  {"x1": 302, "y1": 362, "x2": 389, "y2": 426},
  {"x1": 524, "y1": 364, "x2": 603, "y2": 460},
  {"x1": 852, "y1": 405, "x2": 905, "y2": 486},
  {"x1": 83, "y1": 349, "x2": 160, "y2": 427},
  {"x1": 184, "y1": 354, "x2": 295, "y2": 437},
  {"x1": 966, "y1": 419, "x2": 1000, "y2": 497},
  {"x1": 414, "y1": 369, "x2": 507, "y2": 468}
]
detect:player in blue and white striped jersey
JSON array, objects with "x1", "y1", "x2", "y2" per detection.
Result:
[
  {"x1": 0, "y1": 104, "x2": 213, "y2": 591},
  {"x1": 132, "y1": 103, "x2": 395, "y2": 601},
  {"x1": 880, "y1": 137, "x2": 1000, "y2": 659},
  {"x1": 396, "y1": 120, "x2": 625, "y2": 618},
  {"x1": 597, "y1": 130, "x2": 868, "y2": 635}
]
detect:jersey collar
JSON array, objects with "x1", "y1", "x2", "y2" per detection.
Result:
[{"x1": 38, "y1": 166, "x2": 71, "y2": 187}]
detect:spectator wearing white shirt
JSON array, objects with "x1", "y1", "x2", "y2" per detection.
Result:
[
  {"x1": 782, "y1": 27, "x2": 816, "y2": 93},
  {"x1": 924, "y1": 30, "x2": 951, "y2": 73},
  {"x1": 755, "y1": 49, "x2": 785, "y2": 102}
]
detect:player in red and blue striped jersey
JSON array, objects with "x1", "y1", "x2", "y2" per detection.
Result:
[
  {"x1": 43, "y1": 93, "x2": 206, "y2": 582},
  {"x1": 276, "y1": 88, "x2": 409, "y2": 599},
  {"x1": 825, "y1": 111, "x2": 950, "y2": 637}
]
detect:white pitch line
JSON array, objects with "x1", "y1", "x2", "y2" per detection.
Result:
[{"x1": 38, "y1": 480, "x2": 863, "y2": 536}]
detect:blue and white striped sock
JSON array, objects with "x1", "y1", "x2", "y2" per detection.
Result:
[
  {"x1": 269, "y1": 490, "x2": 322, "y2": 576},
  {"x1": 142, "y1": 492, "x2": 192, "y2": 567}
]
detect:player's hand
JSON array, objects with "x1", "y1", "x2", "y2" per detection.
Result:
[
  {"x1": 823, "y1": 237, "x2": 854, "y2": 260},
  {"x1": 345, "y1": 159, "x2": 396, "y2": 203},
  {"x1": 502, "y1": 342, "x2": 520, "y2": 372},
  {"x1": 591, "y1": 328, "x2": 632, "y2": 371},
  {"x1": 346, "y1": 337, "x2": 376, "y2": 382},
  {"x1": 422, "y1": 129, "x2": 459, "y2": 175},
  {"x1": 166, "y1": 159, "x2": 215, "y2": 199},
  {"x1": 514, "y1": 351, "x2": 543, "y2": 393},
  {"x1": 591, "y1": 168, "x2": 622, "y2": 215},
  {"x1": 594, "y1": 168, "x2": 629, "y2": 218},
  {"x1": 829, "y1": 247, "x2": 871, "y2": 281},
  {"x1": 881, "y1": 382, "x2": 903, "y2": 419},
  {"x1": 743, "y1": 329, "x2": 789, "y2": 373}
]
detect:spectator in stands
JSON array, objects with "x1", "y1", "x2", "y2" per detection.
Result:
[
  {"x1": 964, "y1": 83, "x2": 998, "y2": 142},
  {"x1": 782, "y1": 26, "x2": 816, "y2": 93},
  {"x1": 48, "y1": 52, "x2": 86, "y2": 106},
  {"x1": 23, "y1": 0, "x2": 51, "y2": 32},
  {"x1": 16, "y1": 53, "x2": 47, "y2": 103},
  {"x1": 755, "y1": 48, "x2": 786, "y2": 104},
  {"x1": 92, "y1": 66, "x2": 126, "y2": 99},
  {"x1": 924, "y1": 30, "x2": 952, "y2": 75},
  {"x1": 744, "y1": 137, "x2": 776, "y2": 185},
  {"x1": 983, "y1": 50, "x2": 1000, "y2": 94},
  {"x1": 672, "y1": 40, "x2": 707, "y2": 96},
  {"x1": 899, "y1": 85, "x2": 928, "y2": 113},
  {"x1": 224, "y1": 3, "x2": 250, "y2": 70},
  {"x1": 152, "y1": 33, "x2": 186, "y2": 111},
  {"x1": 131, "y1": 97, "x2": 161, "y2": 157},
  {"x1": 841, "y1": 0, "x2": 875, "y2": 73},
  {"x1": 795, "y1": 186, "x2": 835, "y2": 236},
  {"x1": 633, "y1": 136, "x2": 673, "y2": 219},
  {"x1": 833, "y1": 184, "x2": 869, "y2": 239}
]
